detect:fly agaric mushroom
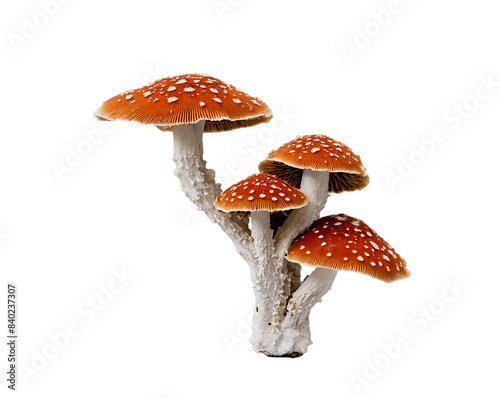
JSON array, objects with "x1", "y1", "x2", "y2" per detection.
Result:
[
  {"x1": 215, "y1": 173, "x2": 308, "y2": 271},
  {"x1": 286, "y1": 213, "x2": 409, "y2": 283},
  {"x1": 95, "y1": 73, "x2": 272, "y2": 132},
  {"x1": 259, "y1": 135, "x2": 369, "y2": 258},
  {"x1": 215, "y1": 173, "x2": 308, "y2": 347},
  {"x1": 259, "y1": 135, "x2": 368, "y2": 194},
  {"x1": 95, "y1": 74, "x2": 272, "y2": 265},
  {"x1": 272, "y1": 213, "x2": 409, "y2": 355}
]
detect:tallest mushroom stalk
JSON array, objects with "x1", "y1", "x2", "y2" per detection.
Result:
[{"x1": 172, "y1": 121, "x2": 256, "y2": 265}]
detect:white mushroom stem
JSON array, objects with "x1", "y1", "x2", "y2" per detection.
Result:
[
  {"x1": 172, "y1": 121, "x2": 256, "y2": 264},
  {"x1": 274, "y1": 169, "x2": 330, "y2": 258},
  {"x1": 249, "y1": 211, "x2": 287, "y2": 351},
  {"x1": 274, "y1": 267, "x2": 338, "y2": 355}
]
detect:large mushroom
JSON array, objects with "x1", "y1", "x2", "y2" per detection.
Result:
[
  {"x1": 95, "y1": 73, "x2": 272, "y2": 264},
  {"x1": 215, "y1": 173, "x2": 307, "y2": 350},
  {"x1": 275, "y1": 213, "x2": 409, "y2": 353},
  {"x1": 259, "y1": 135, "x2": 369, "y2": 257}
]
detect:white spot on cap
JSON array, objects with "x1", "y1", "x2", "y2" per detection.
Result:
[
  {"x1": 184, "y1": 87, "x2": 195, "y2": 92},
  {"x1": 143, "y1": 91, "x2": 152, "y2": 97},
  {"x1": 125, "y1": 94, "x2": 133, "y2": 100},
  {"x1": 213, "y1": 98, "x2": 222, "y2": 103},
  {"x1": 210, "y1": 88, "x2": 219, "y2": 93},
  {"x1": 199, "y1": 102, "x2": 205, "y2": 107},
  {"x1": 233, "y1": 98, "x2": 242, "y2": 103},
  {"x1": 311, "y1": 148, "x2": 320, "y2": 153},
  {"x1": 168, "y1": 97, "x2": 178, "y2": 103},
  {"x1": 176, "y1": 79, "x2": 187, "y2": 84},
  {"x1": 357, "y1": 256, "x2": 364, "y2": 261},
  {"x1": 167, "y1": 86, "x2": 176, "y2": 92}
]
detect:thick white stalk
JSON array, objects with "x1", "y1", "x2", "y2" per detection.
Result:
[
  {"x1": 249, "y1": 211, "x2": 288, "y2": 352},
  {"x1": 276, "y1": 267, "x2": 338, "y2": 355},
  {"x1": 171, "y1": 121, "x2": 256, "y2": 264},
  {"x1": 274, "y1": 169, "x2": 330, "y2": 258}
]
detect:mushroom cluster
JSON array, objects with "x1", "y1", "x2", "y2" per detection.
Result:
[{"x1": 95, "y1": 73, "x2": 410, "y2": 357}]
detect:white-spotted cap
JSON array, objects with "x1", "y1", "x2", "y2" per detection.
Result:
[
  {"x1": 286, "y1": 214, "x2": 409, "y2": 282},
  {"x1": 95, "y1": 73, "x2": 272, "y2": 132},
  {"x1": 259, "y1": 134, "x2": 369, "y2": 193},
  {"x1": 214, "y1": 174, "x2": 308, "y2": 212}
]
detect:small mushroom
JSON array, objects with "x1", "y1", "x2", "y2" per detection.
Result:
[{"x1": 215, "y1": 173, "x2": 308, "y2": 252}]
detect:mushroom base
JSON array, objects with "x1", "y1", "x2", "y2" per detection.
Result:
[{"x1": 250, "y1": 267, "x2": 338, "y2": 357}]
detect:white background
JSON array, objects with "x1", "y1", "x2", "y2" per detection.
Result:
[{"x1": 1, "y1": 0, "x2": 499, "y2": 397}]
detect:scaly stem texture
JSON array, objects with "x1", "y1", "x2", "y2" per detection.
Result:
[{"x1": 172, "y1": 121, "x2": 256, "y2": 264}]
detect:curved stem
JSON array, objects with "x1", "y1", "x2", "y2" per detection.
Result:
[{"x1": 171, "y1": 121, "x2": 256, "y2": 264}]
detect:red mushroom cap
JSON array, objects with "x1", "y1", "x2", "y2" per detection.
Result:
[
  {"x1": 95, "y1": 73, "x2": 272, "y2": 132},
  {"x1": 258, "y1": 134, "x2": 369, "y2": 193},
  {"x1": 286, "y1": 214, "x2": 409, "y2": 282},
  {"x1": 214, "y1": 174, "x2": 308, "y2": 212}
]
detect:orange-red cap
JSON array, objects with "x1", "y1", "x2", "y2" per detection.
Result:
[
  {"x1": 95, "y1": 73, "x2": 272, "y2": 132},
  {"x1": 286, "y1": 214, "x2": 409, "y2": 282},
  {"x1": 259, "y1": 135, "x2": 369, "y2": 193},
  {"x1": 214, "y1": 174, "x2": 308, "y2": 213}
]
